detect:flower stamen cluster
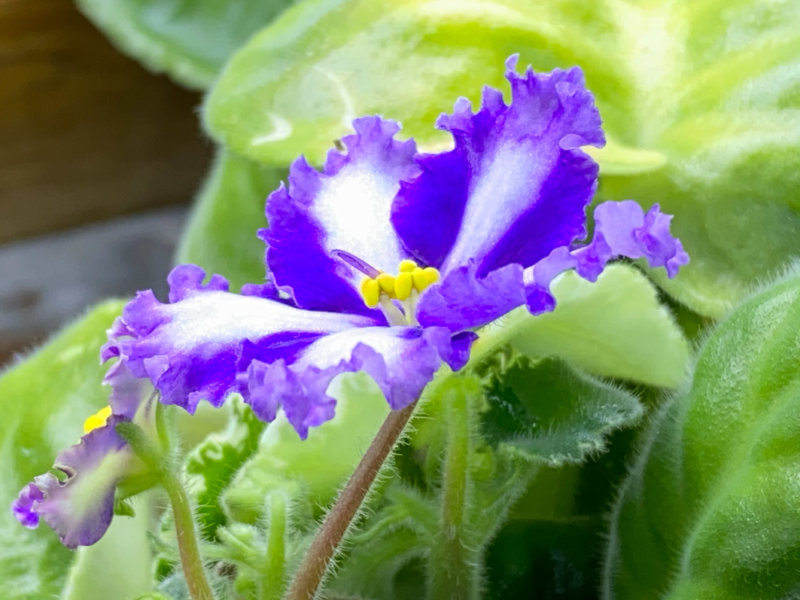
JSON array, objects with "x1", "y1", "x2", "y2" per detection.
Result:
[{"x1": 357, "y1": 259, "x2": 440, "y2": 326}]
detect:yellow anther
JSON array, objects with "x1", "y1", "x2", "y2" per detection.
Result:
[
  {"x1": 83, "y1": 405, "x2": 112, "y2": 434},
  {"x1": 394, "y1": 272, "x2": 413, "y2": 300},
  {"x1": 411, "y1": 267, "x2": 427, "y2": 291},
  {"x1": 358, "y1": 262, "x2": 439, "y2": 307},
  {"x1": 411, "y1": 266, "x2": 441, "y2": 293},
  {"x1": 376, "y1": 273, "x2": 396, "y2": 296},
  {"x1": 422, "y1": 267, "x2": 440, "y2": 286},
  {"x1": 398, "y1": 259, "x2": 418, "y2": 273},
  {"x1": 360, "y1": 277, "x2": 381, "y2": 307}
]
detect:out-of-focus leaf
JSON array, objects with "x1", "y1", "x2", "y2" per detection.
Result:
[
  {"x1": 604, "y1": 266, "x2": 800, "y2": 599},
  {"x1": 77, "y1": 0, "x2": 300, "y2": 89},
  {"x1": 205, "y1": 0, "x2": 800, "y2": 317},
  {"x1": 485, "y1": 425, "x2": 639, "y2": 599},
  {"x1": 223, "y1": 372, "x2": 389, "y2": 524},
  {"x1": 0, "y1": 301, "x2": 124, "y2": 599},
  {"x1": 176, "y1": 150, "x2": 284, "y2": 290},
  {"x1": 478, "y1": 265, "x2": 690, "y2": 388},
  {"x1": 62, "y1": 497, "x2": 153, "y2": 600},
  {"x1": 482, "y1": 357, "x2": 643, "y2": 466}
]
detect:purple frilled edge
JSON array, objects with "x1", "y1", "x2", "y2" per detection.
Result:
[
  {"x1": 103, "y1": 55, "x2": 687, "y2": 439},
  {"x1": 14, "y1": 56, "x2": 687, "y2": 547}
]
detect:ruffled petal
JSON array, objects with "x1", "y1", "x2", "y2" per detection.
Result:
[
  {"x1": 245, "y1": 326, "x2": 476, "y2": 439},
  {"x1": 523, "y1": 201, "x2": 689, "y2": 314},
  {"x1": 12, "y1": 419, "x2": 133, "y2": 548},
  {"x1": 572, "y1": 201, "x2": 690, "y2": 280},
  {"x1": 103, "y1": 265, "x2": 379, "y2": 414},
  {"x1": 522, "y1": 247, "x2": 578, "y2": 314},
  {"x1": 265, "y1": 116, "x2": 420, "y2": 315},
  {"x1": 417, "y1": 262, "x2": 526, "y2": 331},
  {"x1": 13, "y1": 483, "x2": 44, "y2": 528},
  {"x1": 392, "y1": 56, "x2": 604, "y2": 276}
]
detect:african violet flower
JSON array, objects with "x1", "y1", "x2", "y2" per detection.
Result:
[
  {"x1": 12, "y1": 363, "x2": 152, "y2": 547},
  {"x1": 96, "y1": 57, "x2": 686, "y2": 441},
  {"x1": 14, "y1": 56, "x2": 687, "y2": 547},
  {"x1": 101, "y1": 57, "x2": 687, "y2": 440}
]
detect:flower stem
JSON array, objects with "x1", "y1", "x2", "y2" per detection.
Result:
[
  {"x1": 155, "y1": 404, "x2": 214, "y2": 600},
  {"x1": 161, "y1": 471, "x2": 216, "y2": 600},
  {"x1": 285, "y1": 401, "x2": 417, "y2": 600}
]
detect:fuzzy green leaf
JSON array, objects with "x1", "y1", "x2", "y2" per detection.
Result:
[
  {"x1": 205, "y1": 0, "x2": 800, "y2": 317},
  {"x1": 482, "y1": 357, "x2": 643, "y2": 466},
  {"x1": 0, "y1": 301, "x2": 124, "y2": 599},
  {"x1": 330, "y1": 520, "x2": 429, "y2": 599},
  {"x1": 77, "y1": 0, "x2": 299, "y2": 89},
  {"x1": 325, "y1": 483, "x2": 435, "y2": 598},
  {"x1": 176, "y1": 150, "x2": 285, "y2": 290},
  {"x1": 184, "y1": 398, "x2": 266, "y2": 541},
  {"x1": 604, "y1": 267, "x2": 800, "y2": 599}
]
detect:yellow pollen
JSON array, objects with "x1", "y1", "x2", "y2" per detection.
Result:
[
  {"x1": 360, "y1": 278, "x2": 380, "y2": 307},
  {"x1": 83, "y1": 405, "x2": 112, "y2": 434},
  {"x1": 358, "y1": 262, "x2": 441, "y2": 306},
  {"x1": 376, "y1": 273, "x2": 396, "y2": 295}
]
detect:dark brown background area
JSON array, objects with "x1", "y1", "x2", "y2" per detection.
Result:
[{"x1": 0, "y1": 0, "x2": 212, "y2": 364}]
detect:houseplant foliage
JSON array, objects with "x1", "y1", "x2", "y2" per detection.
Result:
[{"x1": 1, "y1": 1, "x2": 798, "y2": 599}]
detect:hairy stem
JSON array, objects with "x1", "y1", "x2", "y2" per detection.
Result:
[
  {"x1": 428, "y1": 385, "x2": 478, "y2": 600},
  {"x1": 162, "y1": 471, "x2": 216, "y2": 600},
  {"x1": 156, "y1": 404, "x2": 213, "y2": 600},
  {"x1": 259, "y1": 492, "x2": 288, "y2": 600},
  {"x1": 285, "y1": 401, "x2": 417, "y2": 600}
]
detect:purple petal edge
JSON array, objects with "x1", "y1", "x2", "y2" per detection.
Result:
[
  {"x1": 13, "y1": 418, "x2": 131, "y2": 548},
  {"x1": 245, "y1": 326, "x2": 475, "y2": 439},
  {"x1": 572, "y1": 201, "x2": 689, "y2": 281},
  {"x1": 524, "y1": 201, "x2": 689, "y2": 313}
]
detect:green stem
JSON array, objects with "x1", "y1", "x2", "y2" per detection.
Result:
[
  {"x1": 285, "y1": 401, "x2": 417, "y2": 600},
  {"x1": 259, "y1": 492, "x2": 288, "y2": 600},
  {"x1": 428, "y1": 386, "x2": 478, "y2": 600},
  {"x1": 162, "y1": 471, "x2": 216, "y2": 600}
]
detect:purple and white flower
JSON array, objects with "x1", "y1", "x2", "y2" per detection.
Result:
[
  {"x1": 102, "y1": 56, "x2": 687, "y2": 440},
  {"x1": 13, "y1": 56, "x2": 687, "y2": 547}
]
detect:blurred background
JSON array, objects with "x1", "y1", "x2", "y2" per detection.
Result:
[{"x1": 0, "y1": 0, "x2": 211, "y2": 364}]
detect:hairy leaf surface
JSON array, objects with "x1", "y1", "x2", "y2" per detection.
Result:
[{"x1": 604, "y1": 268, "x2": 800, "y2": 599}]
